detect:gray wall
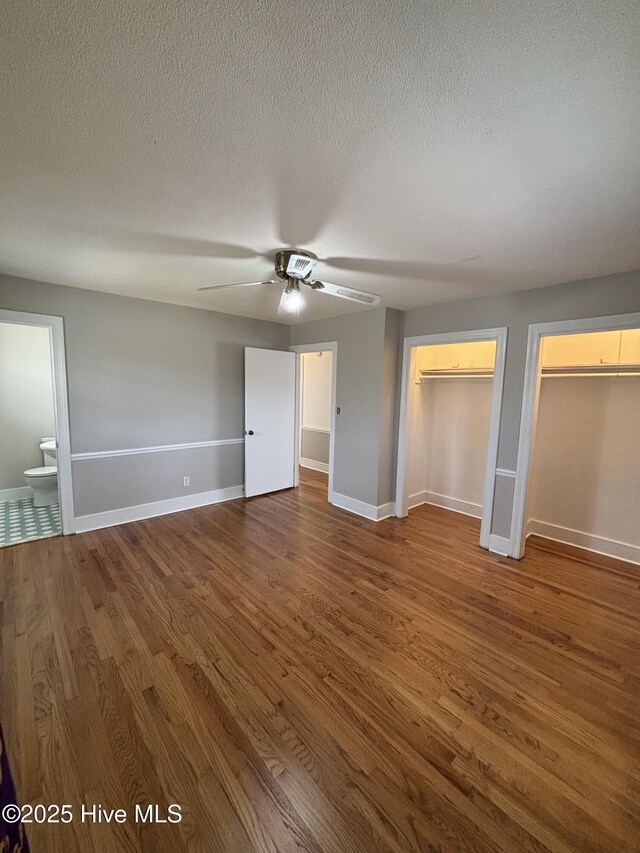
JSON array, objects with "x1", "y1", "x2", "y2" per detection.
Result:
[
  {"x1": 0, "y1": 274, "x2": 288, "y2": 516},
  {"x1": 290, "y1": 308, "x2": 387, "y2": 505},
  {"x1": 529, "y1": 376, "x2": 640, "y2": 547},
  {"x1": 300, "y1": 350, "x2": 332, "y2": 467},
  {"x1": 301, "y1": 429, "x2": 330, "y2": 466},
  {"x1": 73, "y1": 444, "x2": 243, "y2": 516},
  {"x1": 295, "y1": 271, "x2": 640, "y2": 532},
  {"x1": 2, "y1": 269, "x2": 638, "y2": 532},
  {"x1": 377, "y1": 309, "x2": 402, "y2": 505},
  {"x1": 403, "y1": 270, "x2": 640, "y2": 537},
  {"x1": 409, "y1": 377, "x2": 494, "y2": 511}
]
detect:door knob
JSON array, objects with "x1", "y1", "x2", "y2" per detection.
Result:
[{"x1": 247, "y1": 430, "x2": 254, "y2": 435}]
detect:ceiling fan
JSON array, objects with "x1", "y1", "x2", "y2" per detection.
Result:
[{"x1": 197, "y1": 249, "x2": 382, "y2": 315}]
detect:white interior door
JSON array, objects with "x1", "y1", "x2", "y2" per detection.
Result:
[{"x1": 244, "y1": 347, "x2": 297, "y2": 497}]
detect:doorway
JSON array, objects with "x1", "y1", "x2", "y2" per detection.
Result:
[
  {"x1": 0, "y1": 309, "x2": 74, "y2": 544},
  {"x1": 512, "y1": 313, "x2": 640, "y2": 563},
  {"x1": 395, "y1": 328, "x2": 507, "y2": 549},
  {"x1": 290, "y1": 342, "x2": 338, "y2": 502}
]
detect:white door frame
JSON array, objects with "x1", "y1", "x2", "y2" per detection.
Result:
[
  {"x1": 0, "y1": 309, "x2": 75, "y2": 535},
  {"x1": 510, "y1": 311, "x2": 640, "y2": 559},
  {"x1": 289, "y1": 342, "x2": 338, "y2": 502},
  {"x1": 395, "y1": 327, "x2": 508, "y2": 550}
]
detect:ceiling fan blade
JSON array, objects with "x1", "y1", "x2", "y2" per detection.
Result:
[
  {"x1": 310, "y1": 281, "x2": 382, "y2": 307},
  {"x1": 197, "y1": 280, "x2": 274, "y2": 292}
]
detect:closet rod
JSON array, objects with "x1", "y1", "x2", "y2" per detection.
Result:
[
  {"x1": 418, "y1": 369, "x2": 494, "y2": 380},
  {"x1": 541, "y1": 364, "x2": 640, "y2": 378}
]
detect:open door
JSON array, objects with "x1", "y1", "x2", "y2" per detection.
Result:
[{"x1": 244, "y1": 347, "x2": 297, "y2": 497}]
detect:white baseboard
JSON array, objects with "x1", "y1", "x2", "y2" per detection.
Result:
[
  {"x1": 300, "y1": 458, "x2": 329, "y2": 474},
  {"x1": 408, "y1": 491, "x2": 428, "y2": 509},
  {"x1": 0, "y1": 486, "x2": 32, "y2": 502},
  {"x1": 488, "y1": 534, "x2": 511, "y2": 556},
  {"x1": 331, "y1": 492, "x2": 394, "y2": 522},
  {"x1": 527, "y1": 519, "x2": 640, "y2": 566},
  {"x1": 409, "y1": 490, "x2": 482, "y2": 519},
  {"x1": 73, "y1": 485, "x2": 245, "y2": 534},
  {"x1": 376, "y1": 502, "x2": 395, "y2": 520}
]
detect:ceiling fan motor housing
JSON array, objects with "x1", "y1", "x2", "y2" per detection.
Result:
[{"x1": 275, "y1": 249, "x2": 317, "y2": 280}]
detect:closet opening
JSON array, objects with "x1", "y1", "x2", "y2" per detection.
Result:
[
  {"x1": 515, "y1": 323, "x2": 640, "y2": 564},
  {"x1": 290, "y1": 342, "x2": 337, "y2": 502},
  {"x1": 395, "y1": 329, "x2": 507, "y2": 550}
]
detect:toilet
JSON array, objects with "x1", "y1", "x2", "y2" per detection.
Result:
[{"x1": 24, "y1": 437, "x2": 58, "y2": 507}]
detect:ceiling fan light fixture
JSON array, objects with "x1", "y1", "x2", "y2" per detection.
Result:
[
  {"x1": 197, "y1": 248, "x2": 381, "y2": 315},
  {"x1": 281, "y1": 278, "x2": 302, "y2": 312}
]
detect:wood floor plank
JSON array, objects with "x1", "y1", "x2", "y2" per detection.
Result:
[{"x1": 1, "y1": 468, "x2": 639, "y2": 852}]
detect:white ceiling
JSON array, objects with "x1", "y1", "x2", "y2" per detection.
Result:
[{"x1": 1, "y1": 0, "x2": 639, "y2": 324}]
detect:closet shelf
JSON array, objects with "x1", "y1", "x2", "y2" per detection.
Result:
[
  {"x1": 541, "y1": 363, "x2": 640, "y2": 378},
  {"x1": 418, "y1": 368, "x2": 494, "y2": 380}
]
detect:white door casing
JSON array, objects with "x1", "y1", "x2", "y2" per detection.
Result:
[
  {"x1": 394, "y1": 327, "x2": 508, "y2": 551},
  {"x1": 511, "y1": 311, "x2": 640, "y2": 559},
  {"x1": 289, "y1": 342, "x2": 338, "y2": 503},
  {"x1": 0, "y1": 309, "x2": 75, "y2": 534},
  {"x1": 244, "y1": 347, "x2": 297, "y2": 498}
]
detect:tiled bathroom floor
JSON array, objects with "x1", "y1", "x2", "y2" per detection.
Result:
[{"x1": 0, "y1": 497, "x2": 61, "y2": 547}]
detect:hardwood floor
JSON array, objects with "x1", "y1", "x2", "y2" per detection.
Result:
[{"x1": 1, "y1": 468, "x2": 639, "y2": 852}]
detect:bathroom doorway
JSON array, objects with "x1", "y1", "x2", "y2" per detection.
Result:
[
  {"x1": 0, "y1": 310, "x2": 74, "y2": 546},
  {"x1": 290, "y1": 342, "x2": 337, "y2": 502}
]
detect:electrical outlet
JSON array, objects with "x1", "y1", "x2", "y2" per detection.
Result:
[{"x1": 183, "y1": 476, "x2": 190, "y2": 487}]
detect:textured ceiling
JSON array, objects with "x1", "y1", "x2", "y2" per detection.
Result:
[{"x1": 1, "y1": 0, "x2": 639, "y2": 324}]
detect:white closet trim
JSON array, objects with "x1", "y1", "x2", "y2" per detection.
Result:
[
  {"x1": 511, "y1": 311, "x2": 640, "y2": 560},
  {"x1": 395, "y1": 327, "x2": 508, "y2": 553}
]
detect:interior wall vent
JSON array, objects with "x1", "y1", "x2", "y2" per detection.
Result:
[{"x1": 336, "y1": 288, "x2": 376, "y2": 304}]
